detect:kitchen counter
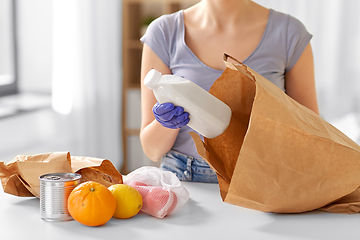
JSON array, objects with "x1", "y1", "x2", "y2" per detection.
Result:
[{"x1": 1, "y1": 181, "x2": 359, "y2": 240}]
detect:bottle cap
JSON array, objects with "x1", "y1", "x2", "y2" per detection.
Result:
[{"x1": 144, "y1": 69, "x2": 162, "y2": 89}]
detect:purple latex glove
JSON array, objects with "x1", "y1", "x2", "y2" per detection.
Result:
[{"x1": 152, "y1": 102, "x2": 190, "y2": 129}]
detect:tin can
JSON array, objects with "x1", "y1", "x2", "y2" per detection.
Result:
[{"x1": 40, "y1": 172, "x2": 82, "y2": 221}]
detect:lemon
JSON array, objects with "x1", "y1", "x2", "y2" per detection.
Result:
[{"x1": 108, "y1": 184, "x2": 143, "y2": 219}]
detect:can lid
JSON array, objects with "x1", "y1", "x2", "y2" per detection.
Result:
[
  {"x1": 144, "y1": 69, "x2": 162, "y2": 89},
  {"x1": 46, "y1": 176, "x2": 61, "y2": 180},
  {"x1": 40, "y1": 172, "x2": 81, "y2": 182}
]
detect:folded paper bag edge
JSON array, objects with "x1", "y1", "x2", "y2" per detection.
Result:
[
  {"x1": 189, "y1": 132, "x2": 230, "y2": 184},
  {"x1": 2, "y1": 174, "x2": 34, "y2": 197},
  {"x1": 0, "y1": 161, "x2": 35, "y2": 197}
]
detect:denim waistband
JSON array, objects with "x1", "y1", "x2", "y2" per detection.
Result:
[{"x1": 160, "y1": 150, "x2": 218, "y2": 183}]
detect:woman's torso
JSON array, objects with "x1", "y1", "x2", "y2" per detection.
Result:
[{"x1": 140, "y1": 8, "x2": 312, "y2": 158}]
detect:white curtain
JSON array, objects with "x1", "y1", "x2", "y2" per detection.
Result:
[
  {"x1": 255, "y1": 0, "x2": 360, "y2": 143},
  {"x1": 52, "y1": 0, "x2": 122, "y2": 166}
]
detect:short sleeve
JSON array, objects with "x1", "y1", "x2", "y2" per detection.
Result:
[
  {"x1": 285, "y1": 15, "x2": 312, "y2": 72},
  {"x1": 140, "y1": 15, "x2": 172, "y2": 67}
]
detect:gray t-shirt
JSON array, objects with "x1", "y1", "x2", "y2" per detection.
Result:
[{"x1": 141, "y1": 9, "x2": 312, "y2": 158}]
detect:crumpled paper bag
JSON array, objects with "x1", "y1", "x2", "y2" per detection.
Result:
[
  {"x1": 191, "y1": 53, "x2": 360, "y2": 214},
  {"x1": 0, "y1": 152, "x2": 121, "y2": 198}
]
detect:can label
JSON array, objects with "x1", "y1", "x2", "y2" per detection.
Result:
[{"x1": 40, "y1": 173, "x2": 81, "y2": 221}]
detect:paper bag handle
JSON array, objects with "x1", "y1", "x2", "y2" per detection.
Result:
[
  {"x1": 223, "y1": 53, "x2": 243, "y2": 65},
  {"x1": 223, "y1": 53, "x2": 256, "y2": 82}
]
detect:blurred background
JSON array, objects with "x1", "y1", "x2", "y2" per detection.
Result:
[{"x1": 0, "y1": 0, "x2": 359, "y2": 173}]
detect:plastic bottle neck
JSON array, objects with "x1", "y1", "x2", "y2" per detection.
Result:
[{"x1": 144, "y1": 69, "x2": 163, "y2": 89}]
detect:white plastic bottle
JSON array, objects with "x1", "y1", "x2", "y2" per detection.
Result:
[{"x1": 144, "y1": 69, "x2": 232, "y2": 139}]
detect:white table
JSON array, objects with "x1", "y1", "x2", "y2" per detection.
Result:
[{"x1": 1, "y1": 182, "x2": 359, "y2": 240}]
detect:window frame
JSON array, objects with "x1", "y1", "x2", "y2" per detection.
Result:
[{"x1": 0, "y1": 0, "x2": 18, "y2": 97}]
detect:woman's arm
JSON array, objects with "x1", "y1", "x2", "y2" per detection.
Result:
[
  {"x1": 139, "y1": 44, "x2": 180, "y2": 162},
  {"x1": 285, "y1": 43, "x2": 319, "y2": 115}
]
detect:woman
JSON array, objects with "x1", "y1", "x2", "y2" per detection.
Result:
[{"x1": 139, "y1": 0, "x2": 319, "y2": 183}]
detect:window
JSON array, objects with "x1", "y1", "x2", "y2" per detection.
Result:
[{"x1": 0, "y1": 0, "x2": 18, "y2": 97}]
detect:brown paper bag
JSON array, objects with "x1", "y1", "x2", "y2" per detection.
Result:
[
  {"x1": 191, "y1": 53, "x2": 360, "y2": 214},
  {"x1": 0, "y1": 152, "x2": 72, "y2": 197},
  {"x1": 71, "y1": 156, "x2": 123, "y2": 187},
  {"x1": 0, "y1": 152, "x2": 122, "y2": 198}
]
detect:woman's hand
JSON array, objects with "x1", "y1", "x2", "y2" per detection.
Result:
[{"x1": 153, "y1": 102, "x2": 190, "y2": 129}]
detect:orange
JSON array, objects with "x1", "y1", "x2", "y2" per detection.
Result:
[
  {"x1": 108, "y1": 184, "x2": 143, "y2": 219},
  {"x1": 68, "y1": 181, "x2": 116, "y2": 226}
]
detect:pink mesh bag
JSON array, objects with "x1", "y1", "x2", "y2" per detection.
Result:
[{"x1": 123, "y1": 166, "x2": 189, "y2": 218}]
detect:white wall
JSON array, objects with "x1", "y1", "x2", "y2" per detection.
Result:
[{"x1": 16, "y1": 0, "x2": 52, "y2": 93}]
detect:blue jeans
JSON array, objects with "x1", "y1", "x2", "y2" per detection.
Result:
[{"x1": 160, "y1": 150, "x2": 218, "y2": 183}]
